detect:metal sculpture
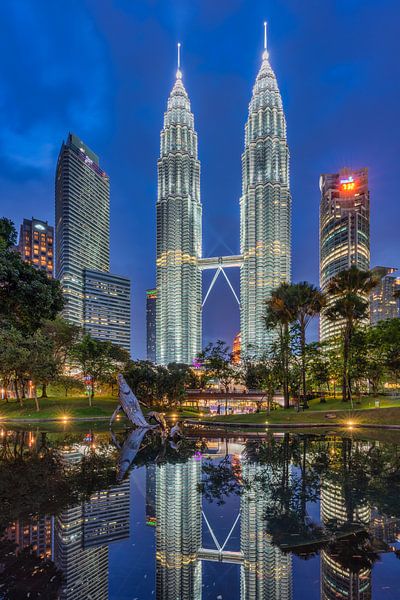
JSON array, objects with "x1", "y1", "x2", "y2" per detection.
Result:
[{"x1": 110, "y1": 374, "x2": 154, "y2": 428}]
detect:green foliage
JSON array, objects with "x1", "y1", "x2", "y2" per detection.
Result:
[
  {"x1": 123, "y1": 360, "x2": 192, "y2": 408},
  {"x1": 0, "y1": 241, "x2": 63, "y2": 335},
  {"x1": 0, "y1": 218, "x2": 17, "y2": 251}
]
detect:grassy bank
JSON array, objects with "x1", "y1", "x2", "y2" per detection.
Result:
[{"x1": 0, "y1": 396, "x2": 117, "y2": 420}]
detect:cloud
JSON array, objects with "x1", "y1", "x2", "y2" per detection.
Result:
[{"x1": 0, "y1": 0, "x2": 111, "y2": 179}]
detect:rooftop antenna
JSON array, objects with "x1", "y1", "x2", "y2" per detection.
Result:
[
  {"x1": 176, "y1": 42, "x2": 182, "y2": 78},
  {"x1": 263, "y1": 21, "x2": 269, "y2": 58}
]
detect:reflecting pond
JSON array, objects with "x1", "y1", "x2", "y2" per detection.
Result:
[{"x1": 0, "y1": 427, "x2": 400, "y2": 599}]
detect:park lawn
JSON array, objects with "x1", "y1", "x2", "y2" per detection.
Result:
[
  {"x1": 200, "y1": 399, "x2": 400, "y2": 427},
  {"x1": 0, "y1": 395, "x2": 118, "y2": 420}
]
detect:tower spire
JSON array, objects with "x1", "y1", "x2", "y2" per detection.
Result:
[
  {"x1": 176, "y1": 42, "x2": 182, "y2": 79},
  {"x1": 263, "y1": 21, "x2": 269, "y2": 59}
]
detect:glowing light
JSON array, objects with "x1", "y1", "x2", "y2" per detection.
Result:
[{"x1": 62, "y1": 415, "x2": 69, "y2": 423}]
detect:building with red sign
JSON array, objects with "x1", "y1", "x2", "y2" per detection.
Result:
[{"x1": 319, "y1": 167, "x2": 370, "y2": 341}]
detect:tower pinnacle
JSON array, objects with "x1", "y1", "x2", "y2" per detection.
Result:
[
  {"x1": 263, "y1": 21, "x2": 269, "y2": 59},
  {"x1": 176, "y1": 42, "x2": 182, "y2": 79}
]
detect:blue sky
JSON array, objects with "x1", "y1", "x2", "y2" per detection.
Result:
[{"x1": 1, "y1": 0, "x2": 399, "y2": 357}]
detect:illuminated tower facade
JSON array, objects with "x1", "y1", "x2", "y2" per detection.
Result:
[
  {"x1": 241, "y1": 460, "x2": 292, "y2": 599},
  {"x1": 156, "y1": 49, "x2": 202, "y2": 365},
  {"x1": 319, "y1": 167, "x2": 370, "y2": 341},
  {"x1": 18, "y1": 218, "x2": 54, "y2": 276},
  {"x1": 56, "y1": 133, "x2": 110, "y2": 327},
  {"x1": 240, "y1": 25, "x2": 291, "y2": 357},
  {"x1": 155, "y1": 458, "x2": 202, "y2": 599}
]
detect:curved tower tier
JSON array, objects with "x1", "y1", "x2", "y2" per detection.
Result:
[
  {"x1": 156, "y1": 63, "x2": 202, "y2": 365},
  {"x1": 240, "y1": 39, "x2": 291, "y2": 357}
]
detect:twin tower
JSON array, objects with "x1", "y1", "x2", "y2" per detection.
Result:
[{"x1": 156, "y1": 28, "x2": 291, "y2": 365}]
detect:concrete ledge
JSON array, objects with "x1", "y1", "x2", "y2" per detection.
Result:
[{"x1": 185, "y1": 419, "x2": 400, "y2": 431}]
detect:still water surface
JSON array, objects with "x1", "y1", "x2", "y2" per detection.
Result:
[{"x1": 0, "y1": 427, "x2": 399, "y2": 599}]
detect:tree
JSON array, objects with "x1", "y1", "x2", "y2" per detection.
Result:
[
  {"x1": 71, "y1": 335, "x2": 129, "y2": 405},
  {"x1": 197, "y1": 340, "x2": 238, "y2": 413},
  {"x1": 264, "y1": 284, "x2": 295, "y2": 409},
  {"x1": 26, "y1": 331, "x2": 59, "y2": 411},
  {"x1": 241, "y1": 351, "x2": 280, "y2": 412},
  {"x1": 306, "y1": 342, "x2": 330, "y2": 398},
  {"x1": 325, "y1": 267, "x2": 377, "y2": 402},
  {"x1": 124, "y1": 360, "x2": 165, "y2": 406},
  {"x1": 369, "y1": 318, "x2": 400, "y2": 384},
  {"x1": 54, "y1": 374, "x2": 85, "y2": 397},
  {"x1": 0, "y1": 221, "x2": 63, "y2": 334},
  {"x1": 288, "y1": 283, "x2": 325, "y2": 407},
  {"x1": 0, "y1": 217, "x2": 17, "y2": 251},
  {"x1": 164, "y1": 363, "x2": 191, "y2": 407},
  {"x1": 0, "y1": 327, "x2": 29, "y2": 404}
]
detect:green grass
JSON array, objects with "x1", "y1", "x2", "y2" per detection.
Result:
[
  {"x1": 198, "y1": 396, "x2": 400, "y2": 427},
  {"x1": 0, "y1": 395, "x2": 118, "y2": 420}
]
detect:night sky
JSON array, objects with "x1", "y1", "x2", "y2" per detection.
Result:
[{"x1": 1, "y1": 0, "x2": 399, "y2": 357}]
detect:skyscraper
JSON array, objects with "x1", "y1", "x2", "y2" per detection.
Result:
[
  {"x1": 56, "y1": 132, "x2": 131, "y2": 349},
  {"x1": 56, "y1": 133, "x2": 110, "y2": 327},
  {"x1": 146, "y1": 289, "x2": 157, "y2": 362},
  {"x1": 370, "y1": 266, "x2": 400, "y2": 324},
  {"x1": 83, "y1": 269, "x2": 131, "y2": 353},
  {"x1": 18, "y1": 217, "x2": 54, "y2": 276},
  {"x1": 319, "y1": 167, "x2": 370, "y2": 341},
  {"x1": 156, "y1": 48, "x2": 202, "y2": 365},
  {"x1": 240, "y1": 25, "x2": 291, "y2": 357}
]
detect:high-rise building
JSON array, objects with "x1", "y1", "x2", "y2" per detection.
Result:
[
  {"x1": 370, "y1": 266, "x2": 400, "y2": 324},
  {"x1": 240, "y1": 28, "x2": 291, "y2": 358},
  {"x1": 18, "y1": 217, "x2": 54, "y2": 276},
  {"x1": 156, "y1": 54, "x2": 202, "y2": 365},
  {"x1": 55, "y1": 132, "x2": 110, "y2": 327},
  {"x1": 83, "y1": 269, "x2": 131, "y2": 353},
  {"x1": 146, "y1": 289, "x2": 157, "y2": 362},
  {"x1": 319, "y1": 167, "x2": 370, "y2": 341},
  {"x1": 56, "y1": 132, "x2": 131, "y2": 348}
]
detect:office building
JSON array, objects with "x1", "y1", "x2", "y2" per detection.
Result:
[
  {"x1": 83, "y1": 269, "x2": 131, "y2": 352},
  {"x1": 319, "y1": 167, "x2": 370, "y2": 341},
  {"x1": 18, "y1": 217, "x2": 54, "y2": 276},
  {"x1": 55, "y1": 132, "x2": 110, "y2": 327},
  {"x1": 83, "y1": 480, "x2": 130, "y2": 547},
  {"x1": 240, "y1": 28, "x2": 292, "y2": 357},
  {"x1": 146, "y1": 289, "x2": 157, "y2": 362},
  {"x1": 370, "y1": 266, "x2": 400, "y2": 324},
  {"x1": 55, "y1": 132, "x2": 131, "y2": 348},
  {"x1": 156, "y1": 56, "x2": 202, "y2": 365}
]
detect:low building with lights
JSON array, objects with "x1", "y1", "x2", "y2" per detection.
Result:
[
  {"x1": 18, "y1": 217, "x2": 54, "y2": 276},
  {"x1": 319, "y1": 167, "x2": 370, "y2": 341}
]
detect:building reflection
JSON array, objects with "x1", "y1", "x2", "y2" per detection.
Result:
[
  {"x1": 320, "y1": 478, "x2": 371, "y2": 600},
  {"x1": 155, "y1": 457, "x2": 202, "y2": 599},
  {"x1": 154, "y1": 444, "x2": 292, "y2": 600},
  {"x1": 6, "y1": 515, "x2": 53, "y2": 559},
  {"x1": 240, "y1": 461, "x2": 292, "y2": 600},
  {"x1": 54, "y1": 447, "x2": 130, "y2": 600}
]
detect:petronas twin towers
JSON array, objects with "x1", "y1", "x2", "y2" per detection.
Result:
[{"x1": 156, "y1": 28, "x2": 291, "y2": 364}]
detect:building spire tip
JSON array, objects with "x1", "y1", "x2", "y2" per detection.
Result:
[
  {"x1": 176, "y1": 42, "x2": 182, "y2": 78},
  {"x1": 263, "y1": 21, "x2": 269, "y2": 59}
]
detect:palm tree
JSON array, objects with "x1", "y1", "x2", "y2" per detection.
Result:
[
  {"x1": 264, "y1": 284, "x2": 295, "y2": 409},
  {"x1": 325, "y1": 267, "x2": 377, "y2": 402},
  {"x1": 289, "y1": 283, "x2": 326, "y2": 408}
]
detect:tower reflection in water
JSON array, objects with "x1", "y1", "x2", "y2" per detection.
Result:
[
  {"x1": 320, "y1": 445, "x2": 372, "y2": 600},
  {"x1": 154, "y1": 444, "x2": 292, "y2": 600}
]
